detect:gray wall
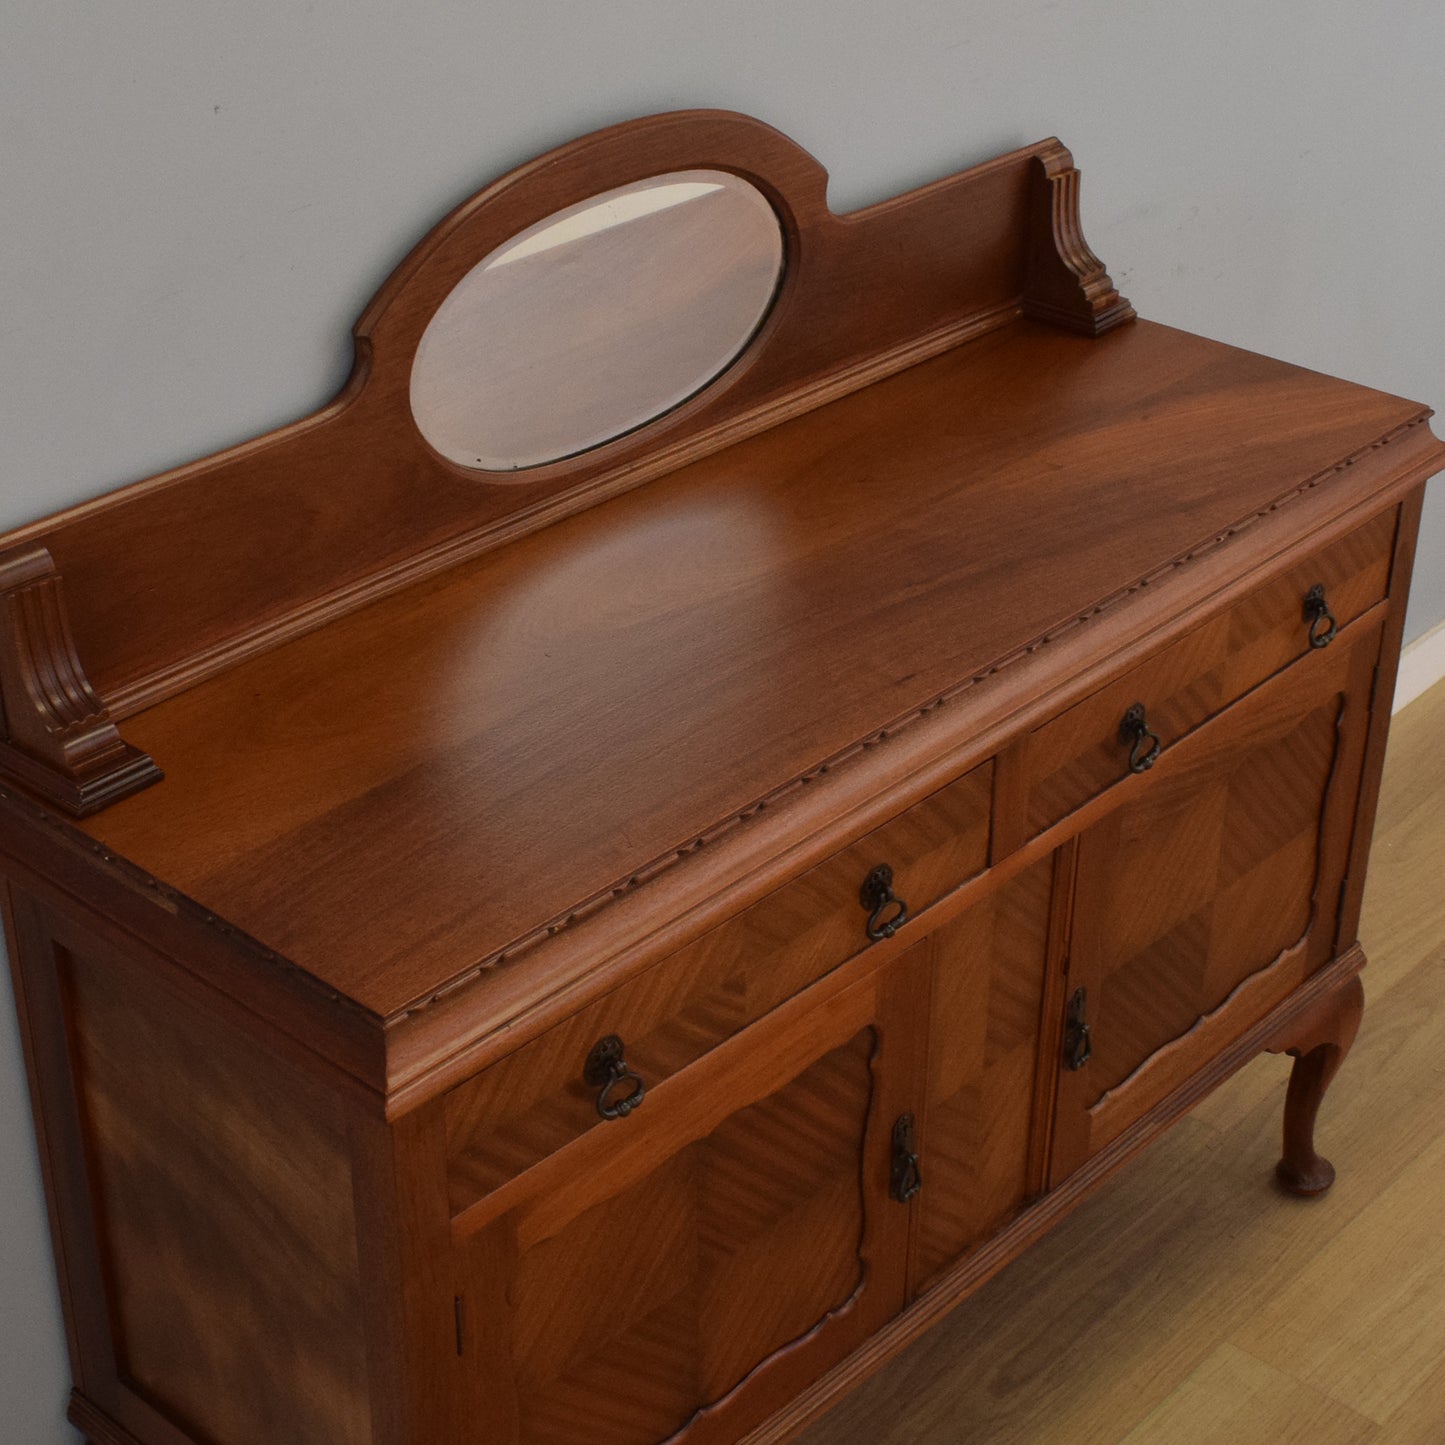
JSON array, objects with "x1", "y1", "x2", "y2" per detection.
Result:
[{"x1": 3, "y1": 2, "x2": 1443, "y2": 1439}]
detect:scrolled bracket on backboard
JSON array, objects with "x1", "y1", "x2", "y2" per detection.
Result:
[
  {"x1": 1022, "y1": 142, "x2": 1136, "y2": 336},
  {"x1": 0, "y1": 544, "x2": 161, "y2": 816}
]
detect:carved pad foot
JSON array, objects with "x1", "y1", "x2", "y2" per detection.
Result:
[{"x1": 1267, "y1": 973, "x2": 1364, "y2": 1199}]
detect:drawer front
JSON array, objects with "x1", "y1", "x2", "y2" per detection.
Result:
[
  {"x1": 1019, "y1": 508, "x2": 1395, "y2": 839},
  {"x1": 443, "y1": 759, "x2": 992, "y2": 1215}
]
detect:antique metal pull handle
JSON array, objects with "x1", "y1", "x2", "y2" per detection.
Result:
[
  {"x1": 860, "y1": 863, "x2": 910, "y2": 942},
  {"x1": 890, "y1": 1113, "x2": 923, "y2": 1203},
  {"x1": 1303, "y1": 583, "x2": 1337, "y2": 649},
  {"x1": 1064, "y1": 987, "x2": 1092, "y2": 1071},
  {"x1": 1119, "y1": 701, "x2": 1161, "y2": 774},
  {"x1": 583, "y1": 1034, "x2": 646, "y2": 1120}
]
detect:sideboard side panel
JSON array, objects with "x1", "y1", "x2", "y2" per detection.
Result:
[
  {"x1": 1336, "y1": 489, "x2": 1425, "y2": 948},
  {"x1": 5, "y1": 891, "x2": 375, "y2": 1445}
]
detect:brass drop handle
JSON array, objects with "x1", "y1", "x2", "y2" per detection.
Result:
[
  {"x1": 1303, "y1": 583, "x2": 1337, "y2": 649},
  {"x1": 1119, "y1": 701, "x2": 1161, "y2": 774},
  {"x1": 890, "y1": 1113, "x2": 923, "y2": 1203},
  {"x1": 1064, "y1": 987, "x2": 1092, "y2": 1071},
  {"x1": 860, "y1": 863, "x2": 910, "y2": 942},
  {"x1": 583, "y1": 1034, "x2": 646, "y2": 1120}
]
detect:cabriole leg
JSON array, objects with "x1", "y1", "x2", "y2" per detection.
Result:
[{"x1": 1268, "y1": 973, "x2": 1364, "y2": 1197}]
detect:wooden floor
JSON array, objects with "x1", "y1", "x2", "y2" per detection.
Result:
[{"x1": 802, "y1": 677, "x2": 1445, "y2": 1445}]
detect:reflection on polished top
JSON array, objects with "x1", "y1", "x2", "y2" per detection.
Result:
[{"x1": 84, "y1": 319, "x2": 1425, "y2": 1016}]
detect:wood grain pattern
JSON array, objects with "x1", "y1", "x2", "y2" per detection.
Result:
[
  {"x1": 1236, "y1": 1090, "x2": 1445, "y2": 1425},
  {"x1": 348, "y1": 1105, "x2": 475, "y2": 1445},
  {"x1": 1051, "y1": 626, "x2": 1377, "y2": 1182},
  {"x1": 1117, "y1": 1343, "x2": 1378, "y2": 1445},
  {"x1": 770, "y1": 945, "x2": 1369, "y2": 1445},
  {"x1": 795, "y1": 680, "x2": 1445, "y2": 1445},
  {"x1": 1013, "y1": 507, "x2": 1394, "y2": 844},
  {"x1": 61, "y1": 926, "x2": 372, "y2": 1444},
  {"x1": 225, "y1": 418, "x2": 1445, "y2": 1108},
  {"x1": 448, "y1": 952, "x2": 893, "y2": 1247},
  {"x1": 77, "y1": 326, "x2": 1433, "y2": 1025},
  {"x1": 454, "y1": 950, "x2": 929, "y2": 1445},
  {"x1": 0, "y1": 112, "x2": 1439, "y2": 1445},
  {"x1": 507, "y1": 1036, "x2": 872, "y2": 1445},
  {"x1": 1335, "y1": 486, "x2": 1425, "y2": 953},
  {"x1": 442, "y1": 761, "x2": 988, "y2": 1214},
  {"x1": 912, "y1": 858, "x2": 1052, "y2": 1289},
  {"x1": 0, "y1": 117, "x2": 1104, "y2": 715}
]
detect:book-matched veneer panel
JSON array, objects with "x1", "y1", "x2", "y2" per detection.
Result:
[
  {"x1": 442, "y1": 761, "x2": 989, "y2": 1215},
  {"x1": 502, "y1": 1036, "x2": 874, "y2": 1445},
  {"x1": 911, "y1": 857, "x2": 1054, "y2": 1292},
  {"x1": 1012, "y1": 506, "x2": 1395, "y2": 846},
  {"x1": 1050, "y1": 621, "x2": 1381, "y2": 1185},
  {"x1": 452, "y1": 953, "x2": 930, "y2": 1445}
]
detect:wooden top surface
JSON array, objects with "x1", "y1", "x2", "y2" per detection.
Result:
[{"x1": 81, "y1": 318, "x2": 1428, "y2": 1018}]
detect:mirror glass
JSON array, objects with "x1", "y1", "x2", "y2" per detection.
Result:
[{"x1": 410, "y1": 170, "x2": 785, "y2": 473}]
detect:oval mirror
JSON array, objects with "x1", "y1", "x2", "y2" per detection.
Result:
[{"x1": 410, "y1": 170, "x2": 785, "y2": 473}]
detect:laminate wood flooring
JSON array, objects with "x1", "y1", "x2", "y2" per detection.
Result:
[{"x1": 800, "y1": 677, "x2": 1445, "y2": 1445}]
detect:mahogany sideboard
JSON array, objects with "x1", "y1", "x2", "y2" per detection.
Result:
[{"x1": 3, "y1": 112, "x2": 1442, "y2": 1445}]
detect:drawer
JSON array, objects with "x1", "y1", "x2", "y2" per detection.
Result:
[
  {"x1": 443, "y1": 759, "x2": 992, "y2": 1216},
  {"x1": 1016, "y1": 508, "x2": 1395, "y2": 839}
]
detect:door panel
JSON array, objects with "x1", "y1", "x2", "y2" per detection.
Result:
[
  {"x1": 1051, "y1": 628, "x2": 1377, "y2": 1184},
  {"x1": 458, "y1": 955, "x2": 926, "y2": 1445},
  {"x1": 913, "y1": 858, "x2": 1053, "y2": 1290},
  {"x1": 510, "y1": 1035, "x2": 870, "y2": 1444}
]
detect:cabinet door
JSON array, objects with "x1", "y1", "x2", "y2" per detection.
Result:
[
  {"x1": 453, "y1": 955, "x2": 926, "y2": 1445},
  {"x1": 912, "y1": 857, "x2": 1054, "y2": 1291},
  {"x1": 1050, "y1": 631, "x2": 1377, "y2": 1184}
]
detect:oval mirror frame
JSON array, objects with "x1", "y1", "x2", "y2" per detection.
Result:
[{"x1": 409, "y1": 169, "x2": 785, "y2": 475}]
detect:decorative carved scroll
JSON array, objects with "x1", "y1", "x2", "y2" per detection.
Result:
[
  {"x1": 0, "y1": 545, "x2": 160, "y2": 816},
  {"x1": 1023, "y1": 146, "x2": 1135, "y2": 336}
]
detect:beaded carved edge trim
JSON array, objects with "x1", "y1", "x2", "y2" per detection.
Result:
[{"x1": 0, "y1": 412, "x2": 1431, "y2": 1026}]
